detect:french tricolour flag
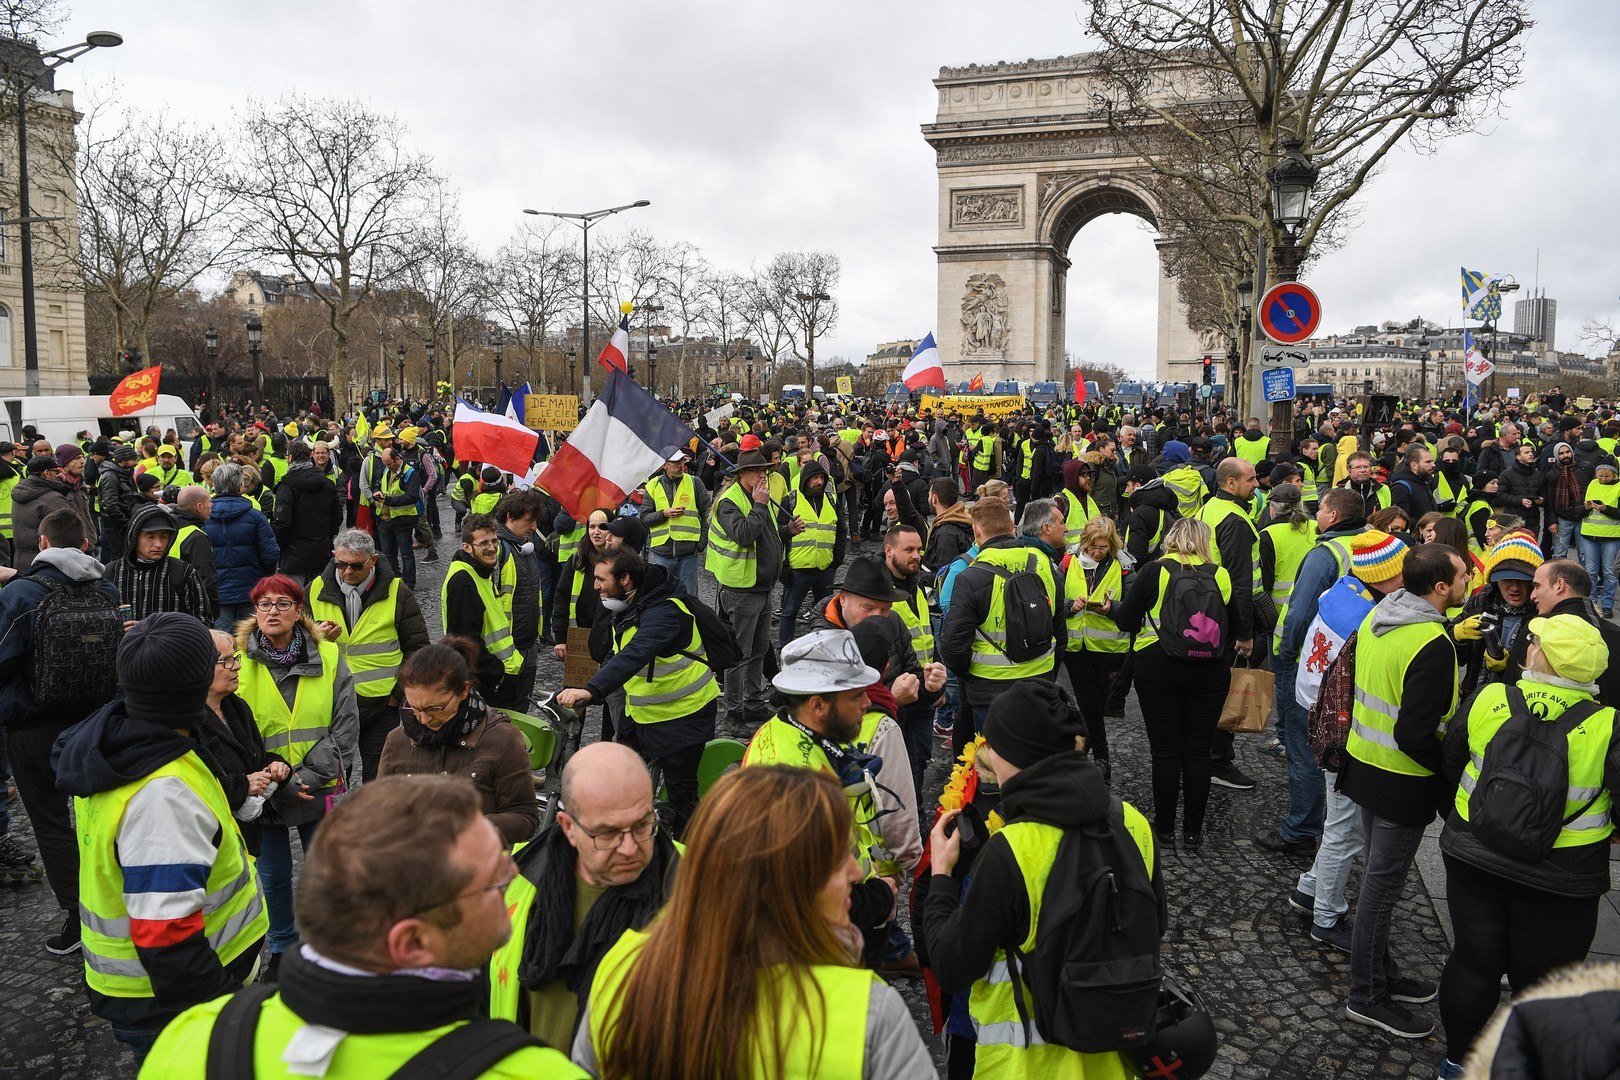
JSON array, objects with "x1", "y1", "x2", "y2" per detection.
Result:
[
  {"x1": 598, "y1": 314, "x2": 632, "y2": 373},
  {"x1": 533, "y1": 368, "x2": 700, "y2": 521},
  {"x1": 902, "y1": 332, "x2": 946, "y2": 391},
  {"x1": 451, "y1": 397, "x2": 539, "y2": 478},
  {"x1": 504, "y1": 382, "x2": 531, "y2": 426}
]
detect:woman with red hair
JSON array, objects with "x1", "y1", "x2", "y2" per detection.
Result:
[{"x1": 234, "y1": 573, "x2": 359, "y2": 982}]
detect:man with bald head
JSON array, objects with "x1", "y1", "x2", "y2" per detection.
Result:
[
  {"x1": 171, "y1": 485, "x2": 218, "y2": 621},
  {"x1": 486, "y1": 740, "x2": 681, "y2": 1048}
]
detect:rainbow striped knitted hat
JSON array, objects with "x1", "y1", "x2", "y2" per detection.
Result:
[
  {"x1": 1350, "y1": 529, "x2": 1407, "y2": 584},
  {"x1": 1487, "y1": 532, "x2": 1544, "y2": 583}
]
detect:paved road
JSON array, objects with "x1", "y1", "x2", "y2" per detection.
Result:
[{"x1": 0, "y1": 513, "x2": 1465, "y2": 1078}]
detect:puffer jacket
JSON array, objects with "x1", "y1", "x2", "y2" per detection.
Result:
[
  {"x1": 273, "y1": 462, "x2": 343, "y2": 576},
  {"x1": 206, "y1": 494, "x2": 280, "y2": 604},
  {"x1": 10, "y1": 474, "x2": 73, "y2": 571},
  {"x1": 1462, "y1": 961, "x2": 1620, "y2": 1078}
]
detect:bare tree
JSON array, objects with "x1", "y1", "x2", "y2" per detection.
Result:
[
  {"x1": 487, "y1": 220, "x2": 576, "y2": 391},
  {"x1": 229, "y1": 95, "x2": 435, "y2": 389},
  {"x1": 46, "y1": 103, "x2": 238, "y2": 360},
  {"x1": 737, "y1": 268, "x2": 793, "y2": 395},
  {"x1": 396, "y1": 182, "x2": 484, "y2": 390},
  {"x1": 1580, "y1": 317, "x2": 1619, "y2": 358},
  {"x1": 767, "y1": 251, "x2": 840, "y2": 393}
]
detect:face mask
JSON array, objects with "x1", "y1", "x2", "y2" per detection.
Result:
[
  {"x1": 1078, "y1": 552, "x2": 1100, "y2": 570},
  {"x1": 600, "y1": 596, "x2": 628, "y2": 613}
]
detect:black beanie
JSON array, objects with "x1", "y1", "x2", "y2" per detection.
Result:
[
  {"x1": 118, "y1": 611, "x2": 218, "y2": 719},
  {"x1": 982, "y1": 680, "x2": 1087, "y2": 768}
]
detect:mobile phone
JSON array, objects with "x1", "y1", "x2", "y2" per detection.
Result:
[
  {"x1": 117, "y1": 604, "x2": 134, "y2": 623},
  {"x1": 944, "y1": 813, "x2": 976, "y2": 846}
]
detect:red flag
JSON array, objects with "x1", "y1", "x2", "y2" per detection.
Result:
[
  {"x1": 109, "y1": 364, "x2": 162, "y2": 417},
  {"x1": 1073, "y1": 367, "x2": 1087, "y2": 407},
  {"x1": 967, "y1": 372, "x2": 985, "y2": 392}
]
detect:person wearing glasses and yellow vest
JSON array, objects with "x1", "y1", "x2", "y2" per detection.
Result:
[
  {"x1": 924, "y1": 677, "x2": 1169, "y2": 1080},
  {"x1": 144, "y1": 774, "x2": 586, "y2": 1079},
  {"x1": 308, "y1": 528, "x2": 431, "y2": 786},
  {"x1": 1338, "y1": 544, "x2": 1469, "y2": 1041},
  {"x1": 557, "y1": 548, "x2": 719, "y2": 840},
  {"x1": 1059, "y1": 517, "x2": 1129, "y2": 786},
  {"x1": 1432, "y1": 613, "x2": 1620, "y2": 1075},
  {"x1": 778, "y1": 458, "x2": 845, "y2": 651},
  {"x1": 54, "y1": 614, "x2": 269, "y2": 1071},
  {"x1": 636, "y1": 450, "x2": 710, "y2": 596},
  {"x1": 1197, "y1": 457, "x2": 1262, "y2": 793},
  {"x1": 443, "y1": 513, "x2": 525, "y2": 710},
  {"x1": 705, "y1": 448, "x2": 784, "y2": 727}
]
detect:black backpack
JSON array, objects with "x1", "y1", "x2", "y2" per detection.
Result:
[
  {"x1": 1469, "y1": 686, "x2": 1607, "y2": 863},
  {"x1": 977, "y1": 553, "x2": 1056, "y2": 664},
  {"x1": 1007, "y1": 800, "x2": 1165, "y2": 1053},
  {"x1": 27, "y1": 575, "x2": 121, "y2": 710},
  {"x1": 669, "y1": 596, "x2": 743, "y2": 676},
  {"x1": 1150, "y1": 562, "x2": 1227, "y2": 660},
  {"x1": 1046, "y1": 445, "x2": 1068, "y2": 482}
]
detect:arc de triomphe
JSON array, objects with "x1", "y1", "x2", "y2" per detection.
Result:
[{"x1": 923, "y1": 54, "x2": 1209, "y2": 386}]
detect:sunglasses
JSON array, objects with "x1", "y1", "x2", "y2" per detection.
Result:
[{"x1": 333, "y1": 558, "x2": 369, "y2": 571}]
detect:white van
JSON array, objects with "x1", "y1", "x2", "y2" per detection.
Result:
[{"x1": 0, "y1": 394, "x2": 203, "y2": 450}]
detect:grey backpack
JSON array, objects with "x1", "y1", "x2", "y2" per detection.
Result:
[{"x1": 28, "y1": 577, "x2": 121, "y2": 709}]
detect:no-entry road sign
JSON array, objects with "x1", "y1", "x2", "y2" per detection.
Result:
[{"x1": 1258, "y1": 282, "x2": 1322, "y2": 345}]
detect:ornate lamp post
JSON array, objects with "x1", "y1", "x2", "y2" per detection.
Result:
[
  {"x1": 245, "y1": 315, "x2": 263, "y2": 400},
  {"x1": 492, "y1": 330, "x2": 505, "y2": 391},
  {"x1": 1263, "y1": 138, "x2": 1317, "y2": 443},
  {"x1": 426, "y1": 338, "x2": 437, "y2": 394},
  {"x1": 1416, "y1": 336, "x2": 1431, "y2": 403},
  {"x1": 1234, "y1": 276, "x2": 1253, "y2": 403},
  {"x1": 642, "y1": 301, "x2": 662, "y2": 397},
  {"x1": 395, "y1": 344, "x2": 406, "y2": 402},
  {"x1": 203, "y1": 326, "x2": 219, "y2": 408}
]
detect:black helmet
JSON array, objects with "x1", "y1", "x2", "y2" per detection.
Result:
[{"x1": 1132, "y1": 974, "x2": 1216, "y2": 1079}]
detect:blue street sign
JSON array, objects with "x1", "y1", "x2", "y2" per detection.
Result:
[{"x1": 1262, "y1": 366, "x2": 1296, "y2": 403}]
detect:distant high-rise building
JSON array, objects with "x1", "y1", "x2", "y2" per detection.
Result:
[{"x1": 1514, "y1": 292, "x2": 1557, "y2": 351}]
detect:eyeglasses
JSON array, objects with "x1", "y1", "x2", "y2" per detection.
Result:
[
  {"x1": 570, "y1": 816, "x2": 657, "y2": 850},
  {"x1": 254, "y1": 599, "x2": 297, "y2": 612},
  {"x1": 403, "y1": 850, "x2": 517, "y2": 919},
  {"x1": 215, "y1": 654, "x2": 242, "y2": 671},
  {"x1": 333, "y1": 557, "x2": 370, "y2": 571},
  {"x1": 401, "y1": 698, "x2": 460, "y2": 721},
  {"x1": 468, "y1": 538, "x2": 501, "y2": 550}
]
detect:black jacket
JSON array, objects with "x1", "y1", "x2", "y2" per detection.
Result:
[
  {"x1": 443, "y1": 550, "x2": 510, "y2": 693},
  {"x1": 194, "y1": 694, "x2": 286, "y2": 856},
  {"x1": 274, "y1": 463, "x2": 344, "y2": 576},
  {"x1": 97, "y1": 463, "x2": 139, "y2": 538},
  {"x1": 497, "y1": 522, "x2": 543, "y2": 651},
  {"x1": 1496, "y1": 458, "x2": 1547, "y2": 529},
  {"x1": 1203, "y1": 490, "x2": 1257, "y2": 642},
  {"x1": 1124, "y1": 480, "x2": 1179, "y2": 565},
  {"x1": 172, "y1": 506, "x2": 219, "y2": 620},
  {"x1": 937, "y1": 534, "x2": 1066, "y2": 706},
  {"x1": 1387, "y1": 465, "x2": 1440, "y2": 521}
]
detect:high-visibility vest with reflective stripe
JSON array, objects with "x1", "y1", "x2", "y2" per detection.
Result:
[
  {"x1": 787, "y1": 489, "x2": 838, "y2": 570},
  {"x1": 0, "y1": 469, "x2": 19, "y2": 538},
  {"x1": 1134, "y1": 553, "x2": 1230, "y2": 653},
  {"x1": 612, "y1": 598, "x2": 720, "y2": 724},
  {"x1": 556, "y1": 526, "x2": 585, "y2": 565},
  {"x1": 380, "y1": 466, "x2": 419, "y2": 519},
  {"x1": 1454, "y1": 680, "x2": 1616, "y2": 848},
  {"x1": 705, "y1": 482, "x2": 760, "y2": 588},
  {"x1": 566, "y1": 564, "x2": 589, "y2": 625},
  {"x1": 1199, "y1": 496, "x2": 1263, "y2": 599},
  {"x1": 470, "y1": 490, "x2": 501, "y2": 516},
  {"x1": 1061, "y1": 491, "x2": 1102, "y2": 549},
  {"x1": 767, "y1": 468, "x2": 790, "y2": 510},
  {"x1": 894, "y1": 582, "x2": 935, "y2": 666},
  {"x1": 74, "y1": 752, "x2": 267, "y2": 999},
  {"x1": 1297, "y1": 459, "x2": 1321, "y2": 504},
  {"x1": 967, "y1": 545, "x2": 1059, "y2": 680},
  {"x1": 1346, "y1": 613, "x2": 1457, "y2": 777},
  {"x1": 970, "y1": 431, "x2": 995, "y2": 472},
  {"x1": 1018, "y1": 436, "x2": 1034, "y2": 480},
  {"x1": 1582, "y1": 480, "x2": 1620, "y2": 539},
  {"x1": 744, "y1": 715, "x2": 883, "y2": 879},
  {"x1": 238, "y1": 638, "x2": 343, "y2": 777},
  {"x1": 1263, "y1": 520, "x2": 1317, "y2": 654},
  {"x1": 1161, "y1": 465, "x2": 1206, "y2": 519},
  {"x1": 494, "y1": 546, "x2": 518, "y2": 620},
  {"x1": 967, "y1": 809, "x2": 1153, "y2": 1077},
  {"x1": 1233, "y1": 435, "x2": 1270, "y2": 464},
  {"x1": 441, "y1": 560, "x2": 524, "y2": 675},
  {"x1": 645, "y1": 473, "x2": 700, "y2": 551},
  {"x1": 308, "y1": 576, "x2": 403, "y2": 699},
  {"x1": 1435, "y1": 471, "x2": 1468, "y2": 519},
  {"x1": 1063, "y1": 556, "x2": 1127, "y2": 654},
  {"x1": 589, "y1": 928, "x2": 873, "y2": 1078},
  {"x1": 151, "y1": 464, "x2": 193, "y2": 489}
]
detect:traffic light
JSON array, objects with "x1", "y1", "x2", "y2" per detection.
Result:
[
  {"x1": 120, "y1": 347, "x2": 144, "y2": 373},
  {"x1": 1201, "y1": 355, "x2": 1213, "y2": 385}
]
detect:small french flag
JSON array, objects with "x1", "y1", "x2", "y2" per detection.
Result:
[
  {"x1": 902, "y1": 332, "x2": 946, "y2": 391},
  {"x1": 504, "y1": 382, "x2": 531, "y2": 426},
  {"x1": 598, "y1": 314, "x2": 632, "y2": 373}
]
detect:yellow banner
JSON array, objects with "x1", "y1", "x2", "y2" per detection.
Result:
[
  {"x1": 918, "y1": 392, "x2": 1026, "y2": 420},
  {"x1": 523, "y1": 394, "x2": 580, "y2": 432},
  {"x1": 835, "y1": 375, "x2": 853, "y2": 395}
]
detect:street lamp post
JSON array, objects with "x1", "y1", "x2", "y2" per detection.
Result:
[
  {"x1": 245, "y1": 316, "x2": 263, "y2": 402},
  {"x1": 204, "y1": 326, "x2": 219, "y2": 410},
  {"x1": 642, "y1": 301, "x2": 662, "y2": 397},
  {"x1": 522, "y1": 200, "x2": 650, "y2": 405},
  {"x1": 1263, "y1": 137, "x2": 1318, "y2": 445},
  {"x1": 426, "y1": 338, "x2": 437, "y2": 395},
  {"x1": 1234, "y1": 276, "x2": 1253, "y2": 407},
  {"x1": 492, "y1": 330, "x2": 505, "y2": 393},
  {"x1": 1417, "y1": 336, "x2": 1431, "y2": 403},
  {"x1": 745, "y1": 347, "x2": 756, "y2": 400},
  {"x1": 6, "y1": 30, "x2": 121, "y2": 397},
  {"x1": 567, "y1": 351, "x2": 578, "y2": 401},
  {"x1": 396, "y1": 344, "x2": 406, "y2": 402},
  {"x1": 795, "y1": 290, "x2": 831, "y2": 398}
]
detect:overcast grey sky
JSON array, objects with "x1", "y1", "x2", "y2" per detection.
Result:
[{"x1": 65, "y1": 0, "x2": 1620, "y2": 375}]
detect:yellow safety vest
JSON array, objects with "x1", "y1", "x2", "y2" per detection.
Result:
[
  {"x1": 705, "y1": 482, "x2": 760, "y2": 589},
  {"x1": 75, "y1": 752, "x2": 266, "y2": 1000},
  {"x1": 894, "y1": 582, "x2": 935, "y2": 665},
  {"x1": 967, "y1": 811, "x2": 1153, "y2": 1079},
  {"x1": 151, "y1": 464, "x2": 193, "y2": 489},
  {"x1": 556, "y1": 525, "x2": 585, "y2": 565},
  {"x1": 1061, "y1": 491, "x2": 1102, "y2": 549},
  {"x1": 1346, "y1": 613, "x2": 1457, "y2": 777},
  {"x1": 470, "y1": 490, "x2": 502, "y2": 516},
  {"x1": 1233, "y1": 435, "x2": 1270, "y2": 465},
  {"x1": 237, "y1": 639, "x2": 343, "y2": 782},
  {"x1": 745, "y1": 716, "x2": 884, "y2": 879},
  {"x1": 1199, "y1": 495, "x2": 1263, "y2": 599},
  {"x1": 0, "y1": 468, "x2": 17, "y2": 538},
  {"x1": 1454, "y1": 680, "x2": 1615, "y2": 848},
  {"x1": 645, "y1": 473, "x2": 700, "y2": 551},
  {"x1": 611, "y1": 599, "x2": 720, "y2": 724},
  {"x1": 1262, "y1": 521, "x2": 1317, "y2": 654},
  {"x1": 1435, "y1": 471, "x2": 1468, "y2": 518},
  {"x1": 308, "y1": 576, "x2": 403, "y2": 699},
  {"x1": 967, "y1": 545, "x2": 1059, "y2": 681},
  {"x1": 1135, "y1": 553, "x2": 1231, "y2": 653},
  {"x1": 1062, "y1": 556, "x2": 1127, "y2": 654},
  {"x1": 379, "y1": 466, "x2": 419, "y2": 519},
  {"x1": 1582, "y1": 480, "x2": 1620, "y2": 540},
  {"x1": 589, "y1": 928, "x2": 873, "y2": 1078},
  {"x1": 787, "y1": 489, "x2": 838, "y2": 571},
  {"x1": 1160, "y1": 465, "x2": 1206, "y2": 519},
  {"x1": 970, "y1": 430, "x2": 996, "y2": 472},
  {"x1": 441, "y1": 560, "x2": 524, "y2": 675},
  {"x1": 1018, "y1": 437, "x2": 1034, "y2": 481}
]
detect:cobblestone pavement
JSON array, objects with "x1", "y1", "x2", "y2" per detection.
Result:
[{"x1": 0, "y1": 518, "x2": 1461, "y2": 1078}]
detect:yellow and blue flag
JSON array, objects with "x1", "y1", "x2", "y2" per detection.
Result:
[{"x1": 1461, "y1": 267, "x2": 1502, "y2": 321}]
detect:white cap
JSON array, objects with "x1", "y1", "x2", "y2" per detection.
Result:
[
  {"x1": 771, "y1": 629, "x2": 880, "y2": 695},
  {"x1": 666, "y1": 450, "x2": 686, "y2": 463}
]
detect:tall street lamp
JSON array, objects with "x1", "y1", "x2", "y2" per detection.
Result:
[
  {"x1": 567, "y1": 351, "x2": 578, "y2": 401},
  {"x1": 245, "y1": 315, "x2": 263, "y2": 401},
  {"x1": 522, "y1": 200, "x2": 650, "y2": 403},
  {"x1": 1234, "y1": 275, "x2": 1253, "y2": 404},
  {"x1": 5, "y1": 30, "x2": 121, "y2": 396},
  {"x1": 642, "y1": 301, "x2": 662, "y2": 396},
  {"x1": 204, "y1": 326, "x2": 219, "y2": 409},
  {"x1": 492, "y1": 330, "x2": 505, "y2": 391},
  {"x1": 745, "y1": 346, "x2": 756, "y2": 401},
  {"x1": 1416, "y1": 336, "x2": 1431, "y2": 403},
  {"x1": 1263, "y1": 137, "x2": 1317, "y2": 444},
  {"x1": 426, "y1": 338, "x2": 437, "y2": 394},
  {"x1": 795, "y1": 290, "x2": 831, "y2": 398},
  {"x1": 394, "y1": 344, "x2": 406, "y2": 402}
]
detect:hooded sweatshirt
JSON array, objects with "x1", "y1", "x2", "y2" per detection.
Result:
[
  {"x1": 789, "y1": 460, "x2": 846, "y2": 570},
  {"x1": 1338, "y1": 588, "x2": 1459, "y2": 827},
  {"x1": 107, "y1": 504, "x2": 212, "y2": 623},
  {"x1": 1124, "y1": 478, "x2": 1180, "y2": 565},
  {"x1": 923, "y1": 499, "x2": 973, "y2": 577}
]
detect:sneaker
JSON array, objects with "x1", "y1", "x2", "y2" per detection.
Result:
[
  {"x1": 1606, "y1": 609, "x2": 1615, "y2": 620},
  {"x1": 420, "y1": 548, "x2": 439, "y2": 562},
  {"x1": 1182, "y1": 831, "x2": 1203, "y2": 852},
  {"x1": 1211, "y1": 763, "x2": 1256, "y2": 790},
  {"x1": 880, "y1": 950, "x2": 924, "y2": 981},
  {"x1": 1437, "y1": 1059, "x2": 1465, "y2": 1080},
  {"x1": 1287, "y1": 888, "x2": 1315, "y2": 914},
  {"x1": 1153, "y1": 827, "x2": 1177, "y2": 853},
  {"x1": 0, "y1": 834, "x2": 42, "y2": 886},
  {"x1": 773, "y1": 608, "x2": 784, "y2": 619},
  {"x1": 1345, "y1": 999, "x2": 1433, "y2": 1039},
  {"x1": 45, "y1": 911, "x2": 81, "y2": 956},
  {"x1": 1260, "y1": 738, "x2": 1286, "y2": 758},
  {"x1": 1254, "y1": 829, "x2": 1316, "y2": 855},
  {"x1": 1388, "y1": 975, "x2": 1438, "y2": 1004},
  {"x1": 932, "y1": 719, "x2": 953, "y2": 739},
  {"x1": 1309, "y1": 918, "x2": 1352, "y2": 954}
]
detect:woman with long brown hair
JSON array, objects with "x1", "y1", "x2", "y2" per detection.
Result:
[{"x1": 575, "y1": 765, "x2": 933, "y2": 1079}]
